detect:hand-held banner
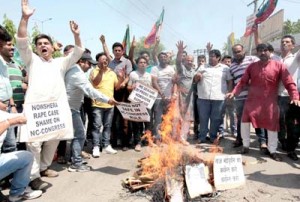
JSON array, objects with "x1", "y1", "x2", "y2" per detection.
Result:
[
  {"x1": 20, "y1": 100, "x2": 73, "y2": 142},
  {"x1": 116, "y1": 102, "x2": 150, "y2": 122},
  {"x1": 128, "y1": 82, "x2": 158, "y2": 109}
]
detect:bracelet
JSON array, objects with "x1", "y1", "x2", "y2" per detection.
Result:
[{"x1": 10, "y1": 104, "x2": 16, "y2": 107}]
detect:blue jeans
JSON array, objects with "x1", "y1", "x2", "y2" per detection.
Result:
[
  {"x1": 235, "y1": 99, "x2": 267, "y2": 145},
  {"x1": 197, "y1": 99, "x2": 225, "y2": 141},
  {"x1": 70, "y1": 109, "x2": 86, "y2": 166},
  {"x1": 91, "y1": 107, "x2": 114, "y2": 148},
  {"x1": 219, "y1": 99, "x2": 236, "y2": 134},
  {"x1": 1, "y1": 107, "x2": 17, "y2": 153},
  {"x1": 0, "y1": 151, "x2": 33, "y2": 197},
  {"x1": 1, "y1": 127, "x2": 16, "y2": 153}
]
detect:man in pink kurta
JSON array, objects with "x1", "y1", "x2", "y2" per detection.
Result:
[{"x1": 227, "y1": 43, "x2": 300, "y2": 161}]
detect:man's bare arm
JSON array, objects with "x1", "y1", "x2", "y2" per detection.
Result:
[{"x1": 17, "y1": 0, "x2": 35, "y2": 38}]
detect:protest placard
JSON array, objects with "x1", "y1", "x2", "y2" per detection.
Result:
[
  {"x1": 128, "y1": 82, "x2": 158, "y2": 109},
  {"x1": 116, "y1": 102, "x2": 150, "y2": 122},
  {"x1": 213, "y1": 154, "x2": 245, "y2": 190},
  {"x1": 20, "y1": 100, "x2": 73, "y2": 142},
  {"x1": 185, "y1": 164, "x2": 213, "y2": 198}
]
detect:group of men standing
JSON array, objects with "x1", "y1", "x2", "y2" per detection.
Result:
[{"x1": 1, "y1": 0, "x2": 300, "y2": 201}]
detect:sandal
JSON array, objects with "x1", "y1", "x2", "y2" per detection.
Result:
[
  {"x1": 81, "y1": 151, "x2": 91, "y2": 159},
  {"x1": 57, "y1": 156, "x2": 67, "y2": 164}
]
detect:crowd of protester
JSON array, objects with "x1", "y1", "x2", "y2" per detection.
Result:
[{"x1": 1, "y1": 0, "x2": 300, "y2": 201}]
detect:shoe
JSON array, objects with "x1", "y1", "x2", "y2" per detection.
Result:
[
  {"x1": 122, "y1": 147, "x2": 129, "y2": 151},
  {"x1": 29, "y1": 178, "x2": 49, "y2": 190},
  {"x1": 260, "y1": 147, "x2": 269, "y2": 155},
  {"x1": 81, "y1": 151, "x2": 91, "y2": 159},
  {"x1": 9, "y1": 187, "x2": 42, "y2": 201},
  {"x1": 68, "y1": 164, "x2": 91, "y2": 172},
  {"x1": 92, "y1": 146, "x2": 100, "y2": 158},
  {"x1": 40, "y1": 169, "x2": 58, "y2": 178},
  {"x1": 205, "y1": 135, "x2": 210, "y2": 141},
  {"x1": 240, "y1": 147, "x2": 249, "y2": 154},
  {"x1": 260, "y1": 144, "x2": 269, "y2": 155},
  {"x1": 287, "y1": 151, "x2": 299, "y2": 161},
  {"x1": 0, "y1": 191, "x2": 9, "y2": 202},
  {"x1": 233, "y1": 140, "x2": 243, "y2": 148},
  {"x1": 270, "y1": 153, "x2": 282, "y2": 161},
  {"x1": 57, "y1": 156, "x2": 67, "y2": 164},
  {"x1": 104, "y1": 145, "x2": 117, "y2": 154},
  {"x1": 134, "y1": 144, "x2": 142, "y2": 152}
]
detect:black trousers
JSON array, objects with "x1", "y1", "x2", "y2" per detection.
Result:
[{"x1": 286, "y1": 104, "x2": 300, "y2": 152}]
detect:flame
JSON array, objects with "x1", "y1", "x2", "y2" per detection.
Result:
[
  {"x1": 139, "y1": 94, "x2": 223, "y2": 183},
  {"x1": 140, "y1": 98, "x2": 184, "y2": 179}
]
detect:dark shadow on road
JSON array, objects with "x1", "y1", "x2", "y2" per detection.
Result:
[
  {"x1": 93, "y1": 166, "x2": 130, "y2": 175},
  {"x1": 246, "y1": 170, "x2": 300, "y2": 189}
]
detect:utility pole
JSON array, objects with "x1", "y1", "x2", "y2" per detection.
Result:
[
  {"x1": 247, "y1": 0, "x2": 258, "y2": 55},
  {"x1": 33, "y1": 18, "x2": 52, "y2": 33},
  {"x1": 193, "y1": 49, "x2": 207, "y2": 57}
]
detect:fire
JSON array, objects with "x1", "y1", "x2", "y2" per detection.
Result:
[
  {"x1": 141, "y1": 98, "x2": 184, "y2": 179},
  {"x1": 136, "y1": 94, "x2": 223, "y2": 197}
]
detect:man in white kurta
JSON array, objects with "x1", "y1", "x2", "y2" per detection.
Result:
[{"x1": 15, "y1": 0, "x2": 84, "y2": 190}]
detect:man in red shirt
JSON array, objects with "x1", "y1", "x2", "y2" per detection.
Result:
[{"x1": 227, "y1": 44, "x2": 300, "y2": 161}]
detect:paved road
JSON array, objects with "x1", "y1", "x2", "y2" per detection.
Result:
[{"x1": 3, "y1": 134, "x2": 300, "y2": 202}]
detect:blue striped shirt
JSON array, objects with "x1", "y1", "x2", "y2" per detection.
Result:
[{"x1": 230, "y1": 56, "x2": 259, "y2": 100}]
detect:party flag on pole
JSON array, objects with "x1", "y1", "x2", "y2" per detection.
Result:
[{"x1": 144, "y1": 8, "x2": 164, "y2": 48}]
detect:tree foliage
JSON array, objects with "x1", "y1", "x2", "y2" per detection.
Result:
[
  {"x1": 2, "y1": 15, "x2": 62, "y2": 58},
  {"x1": 283, "y1": 19, "x2": 300, "y2": 35},
  {"x1": 2, "y1": 14, "x2": 17, "y2": 44},
  {"x1": 133, "y1": 36, "x2": 165, "y2": 64}
]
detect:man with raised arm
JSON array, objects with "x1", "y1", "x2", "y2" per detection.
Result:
[{"x1": 16, "y1": 0, "x2": 84, "y2": 190}]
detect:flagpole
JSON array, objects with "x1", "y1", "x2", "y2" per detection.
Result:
[{"x1": 248, "y1": 0, "x2": 258, "y2": 55}]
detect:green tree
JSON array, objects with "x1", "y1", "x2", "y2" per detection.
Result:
[
  {"x1": 2, "y1": 14, "x2": 17, "y2": 44},
  {"x1": 283, "y1": 19, "x2": 300, "y2": 35},
  {"x1": 2, "y1": 15, "x2": 62, "y2": 58},
  {"x1": 133, "y1": 36, "x2": 165, "y2": 64}
]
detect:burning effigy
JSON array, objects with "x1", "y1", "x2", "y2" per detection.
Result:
[{"x1": 122, "y1": 98, "x2": 245, "y2": 201}]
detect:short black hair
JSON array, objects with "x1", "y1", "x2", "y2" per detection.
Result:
[
  {"x1": 63, "y1": 45, "x2": 74, "y2": 53},
  {"x1": 281, "y1": 35, "x2": 295, "y2": 45},
  {"x1": 266, "y1": 43, "x2": 274, "y2": 52},
  {"x1": 209, "y1": 49, "x2": 221, "y2": 59},
  {"x1": 139, "y1": 50, "x2": 150, "y2": 57},
  {"x1": 232, "y1": 44, "x2": 244, "y2": 51},
  {"x1": 112, "y1": 42, "x2": 123, "y2": 50},
  {"x1": 197, "y1": 55, "x2": 206, "y2": 61},
  {"x1": 33, "y1": 34, "x2": 53, "y2": 46},
  {"x1": 0, "y1": 25, "x2": 12, "y2": 42},
  {"x1": 222, "y1": 55, "x2": 232, "y2": 61},
  {"x1": 95, "y1": 52, "x2": 106, "y2": 61},
  {"x1": 256, "y1": 43, "x2": 268, "y2": 52},
  {"x1": 136, "y1": 56, "x2": 148, "y2": 64}
]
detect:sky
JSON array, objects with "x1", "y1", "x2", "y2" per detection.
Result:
[{"x1": 1, "y1": 0, "x2": 300, "y2": 58}]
